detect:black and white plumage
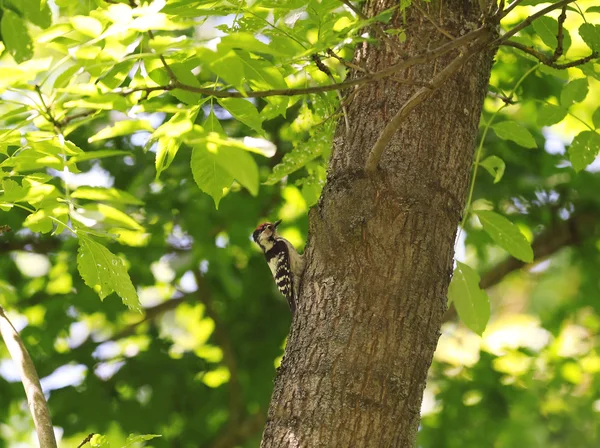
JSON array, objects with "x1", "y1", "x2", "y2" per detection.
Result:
[{"x1": 252, "y1": 220, "x2": 305, "y2": 314}]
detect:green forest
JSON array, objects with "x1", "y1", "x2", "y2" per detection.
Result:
[{"x1": 0, "y1": 0, "x2": 599, "y2": 446}]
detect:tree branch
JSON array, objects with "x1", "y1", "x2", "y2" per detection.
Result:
[
  {"x1": 444, "y1": 212, "x2": 597, "y2": 322},
  {"x1": 0, "y1": 306, "x2": 57, "y2": 448},
  {"x1": 0, "y1": 225, "x2": 11, "y2": 235},
  {"x1": 498, "y1": 0, "x2": 525, "y2": 19},
  {"x1": 115, "y1": 26, "x2": 486, "y2": 100},
  {"x1": 500, "y1": 41, "x2": 598, "y2": 69},
  {"x1": 496, "y1": 0, "x2": 576, "y2": 43},
  {"x1": 365, "y1": 35, "x2": 490, "y2": 172},
  {"x1": 413, "y1": 2, "x2": 455, "y2": 40},
  {"x1": 76, "y1": 433, "x2": 95, "y2": 448}
]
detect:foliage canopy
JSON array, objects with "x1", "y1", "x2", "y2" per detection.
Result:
[{"x1": 0, "y1": 0, "x2": 599, "y2": 446}]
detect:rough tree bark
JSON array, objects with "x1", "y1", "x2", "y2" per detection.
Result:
[{"x1": 261, "y1": 0, "x2": 496, "y2": 446}]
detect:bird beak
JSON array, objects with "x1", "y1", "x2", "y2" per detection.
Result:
[{"x1": 273, "y1": 219, "x2": 282, "y2": 228}]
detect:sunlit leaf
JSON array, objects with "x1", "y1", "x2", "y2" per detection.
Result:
[
  {"x1": 579, "y1": 23, "x2": 600, "y2": 52},
  {"x1": 77, "y1": 235, "x2": 140, "y2": 310},
  {"x1": 68, "y1": 150, "x2": 131, "y2": 164},
  {"x1": 475, "y1": 210, "x2": 534, "y2": 263},
  {"x1": 537, "y1": 104, "x2": 567, "y2": 127},
  {"x1": 569, "y1": 131, "x2": 600, "y2": 172},
  {"x1": 448, "y1": 262, "x2": 490, "y2": 335},
  {"x1": 560, "y1": 78, "x2": 588, "y2": 107},
  {"x1": 217, "y1": 98, "x2": 263, "y2": 134},
  {"x1": 1, "y1": 10, "x2": 33, "y2": 63},
  {"x1": 72, "y1": 187, "x2": 143, "y2": 205},
  {"x1": 492, "y1": 121, "x2": 537, "y2": 149},
  {"x1": 88, "y1": 120, "x2": 154, "y2": 143},
  {"x1": 479, "y1": 155, "x2": 505, "y2": 183}
]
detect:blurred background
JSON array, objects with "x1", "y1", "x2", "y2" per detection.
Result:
[{"x1": 0, "y1": 0, "x2": 599, "y2": 447}]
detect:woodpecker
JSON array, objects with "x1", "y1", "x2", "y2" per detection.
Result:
[{"x1": 252, "y1": 219, "x2": 305, "y2": 314}]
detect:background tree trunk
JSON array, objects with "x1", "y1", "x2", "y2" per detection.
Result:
[{"x1": 261, "y1": 0, "x2": 496, "y2": 446}]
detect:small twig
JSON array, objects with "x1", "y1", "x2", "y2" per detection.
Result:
[
  {"x1": 117, "y1": 26, "x2": 486, "y2": 100},
  {"x1": 58, "y1": 110, "x2": 97, "y2": 127},
  {"x1": 338, "y1": 0, "x2": 405, "y2": 54},
  {"x1": 551, "y1": 6, "x2": 567, "y2": 62},
  {"x1": 34, "y1": 85, "x2": 62, "y2": 131},
  {"x1": 365, "y1": 36, "x2": 490, "y2": 172},
  {"x1": 326, "y1": 48, "x2": 368, "y2": 73},
  {"x1": 487, "y1": 90, "x2": 516, "y2": 105},
  {"x1": 0, "y1": 306, "x2": 57, "y2": 448},
  {"x1": 498, "y1": 0, "x2": 524, "y2": 19},
  {"x1": 312, "y1": 54, "x2": 350, "y2": 135},
  {"x1": 501, "y1": 41, "x2": 598, "y2": 69},
  {"x1": 146, "y1": 29, "x2": 177, "y2": 84},
  {"x1": 76, "y1": 433, "x2": 95, "y2": 448},
  {"x1": 412, "y1": 2, "x2": 455, "y2": 40},
  {"x1": 496, "y1": 0, "x2": 576, "y2": 43}
]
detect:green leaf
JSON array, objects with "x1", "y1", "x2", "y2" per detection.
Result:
[
  {"x1": 21, "y1": 0, "x2": 52, "y2": 29},
  {"x1": 491, "y1": 121, "x2": 537, "y2": 149},
  {"x1": 537, "y1": 104, "x2": 567, "y2": 127},
  {"x1": 209, "y1": 50, "x2": 246, "y2": 94},
  {"x1": 191, "y1": 138, "x2": 259, "y2": 208},
  {"x1": 77, "y1": 235, "x2": 140, "y2": 310},
  {"x1": 475, "y1": 210, "x2": 534, "y2": 263},
  {"x1": 560, "y1": 78, "x2": 589, "y2": 107},
  {"x1": 152, "y1": 107, "x2": 199, "y2": 179},
  {"x1": 265, "y1": 131, "x2": 332, "y2": 185},
  {"x1": 479, "y1": 155, "x2": 505, "y2": 183},
  {"x1": 88, "y1": 120, "x2": 154, "y2": 143},
  {"x1": 70, "y1": 16, "x2": 103, "y2": 37},
  {"x1": 190, "y1": 146, "x2": 234, "y2": 208},
  {"x1": 448, "y1": 262, "x2": 490, "y2": 335},
  {"x1": 204, "y1": 109, "x2": 225, "y2": 135},
  {"x1": 71, "y1": 187, "x2": 143, "y2": 205},
  {"x1": 123, "y1": 434, "x2": 162, "y2": 447},
  {"x1": 579, "y1": 23, "x2": 600, "y2": 52},
  {"x1": 568, "y1": 131, "x2": 600, "y2": 172},
  {"x1": 24, "y1": 209, "x2": 54, "y2": 234},
  {"x1": 593, "y1": 108, "x2": 600, "y2": 129},
  {"x1": 68, "y1": 150, "x2": 131, "y2": 164},
  {"x1": 217, "y1": 98, "x2": 263, "y2": 135},
  {"x1": 1, "y1": 10, "x2": 34, "y2": 63},
  {"x1": 532, "y1": 16, "x2": 558, "y2": 49}
]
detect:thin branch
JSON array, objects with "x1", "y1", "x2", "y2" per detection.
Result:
[
  {"x1": 110, "y1": 297, "x2": 187, "y2": 340},
  {"x1": 76, "y1": 433, "x2": 95, "y2": 448},
  {"x1": 146, "y1": 29, "x2": 177, "y2": 83},
  {"x1": 338, "y1": 0, "x2": 404, "y2": 53},
  {"x1": 0, "y1": 306, "x2": 57, "y2": 448},
  {"x1": 117, "y1": 26, "x2": 486, "y2": 100},
  {"x1": 498, "y1": 0, "x2": 525, "y2": 19},
  {"x1": 58, "y1": 110, "x2": 97, "y2": 127},
  {"x1": 365, "y1": 35, "x2": 490, "y2": 172},
  {"x1": 412, "y1": 2, "x2": 455, "y2": 40},
  {"x1": 487, "y1": 90, "x2": 516, "y2": 105},
  {"x1": 501, "y1": 41, "x2": 598, "y2": 69},
  {"x1": 444, "y1": 212, "x2": 598, "y2": 322},
  {"x1": 326, "y1": 48, "x2": 368, "y2": 72},
  {"x1": 496, "y1": 0, "x2": 576, "y2": 43},
  {"x1": 551, "y1": 6, "x2": 568, "y2": 62}
]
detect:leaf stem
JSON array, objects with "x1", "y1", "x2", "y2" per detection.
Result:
[{"x1": 458, "y1": 63, "x2": 540, "y2": 237}]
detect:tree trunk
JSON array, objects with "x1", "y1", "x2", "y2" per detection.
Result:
[{"x1": 261, "y1": 1, "x2": 496, "y2": 446}]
